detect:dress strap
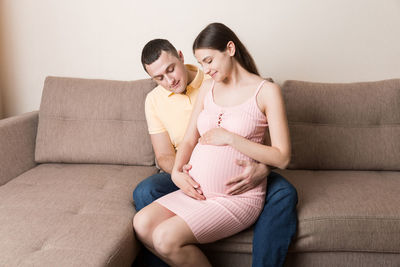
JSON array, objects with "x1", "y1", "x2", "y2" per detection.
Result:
[
  {"x1": 204, "y1": 80, "x2": 216, "y2": 107},
  {"x1": 210, "y1": 80, "x2": 216, "y2": 94},
  {"x1": 253, "y1": 80, "x2": 267, "y2": 98}
]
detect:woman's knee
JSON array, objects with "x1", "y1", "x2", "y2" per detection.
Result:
[
  {"x1": 152, "y1": 224, "x2": 179, "y2": 257},
  {"x1": 133, "y1": 209, "x2": 154, "y2": 240}
]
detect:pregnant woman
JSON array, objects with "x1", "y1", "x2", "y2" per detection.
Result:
[{"x1": 133, "y1": 22, "x2": 291, "y2": 267}]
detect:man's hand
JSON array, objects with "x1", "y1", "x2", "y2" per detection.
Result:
[
  {"x1": 198, "y1": 128, "x2": 233, "y2": 146},
  {"x1": 225, "y1": 160, "x2": 270, "y2": 195},
  {"x1": 172, "y1": 166, "x2": 206, "y2": 200}
]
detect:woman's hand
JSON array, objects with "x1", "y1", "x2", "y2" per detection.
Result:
[
  {"x1": 198, "y1": 128, "x2": 234, "y2": 146},
  {"x1": 172, "y1": 167, "x2": 206, "y2": 200},
  {"x1": 225, "y1": 160, "x2": 270, "y2": 195}
]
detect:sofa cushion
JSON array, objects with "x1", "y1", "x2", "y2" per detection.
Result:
[
  {"x1": 282, "y1": 79, "x2": 400, "y2": 170},
  {"x1": 278, "y1": 169, "x2": 400, "y2": 254},
  {"x1": 0, "y1": 163, "x2": 158, "y2": 266},
  {"x1": 35, "y1": 76, "x2": 157, "y2": 165},
  {"x1": 198, "y1": 169, "x2": 400, "y2": 263}
]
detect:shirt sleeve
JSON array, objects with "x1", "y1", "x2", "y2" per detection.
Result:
[{"x1": 145, "y1": 93, "x2": 167, "y2": 134}]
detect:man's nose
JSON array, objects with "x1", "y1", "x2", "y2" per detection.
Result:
[{"x1": 165, "y1": 75, "x2": 175, "y2": 86}]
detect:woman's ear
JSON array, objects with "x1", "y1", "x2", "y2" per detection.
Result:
[{"x1": 226, "y1": 41, "x2": 236, "y2": 56}]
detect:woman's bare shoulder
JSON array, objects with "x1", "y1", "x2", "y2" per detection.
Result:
[
  {"x1": 256, "y1": 79, "x2": 284, "y2": 113},
  {"x1": 260, "y1": 79, "x2": 281, "y2": 96},
  {"x1": 197, "y1": 77, "x2": 213, "y2": 99}
]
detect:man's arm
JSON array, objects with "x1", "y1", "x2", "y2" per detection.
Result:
[{"x1": 150, "y1": 131, "x2": 176, "y2": 174}]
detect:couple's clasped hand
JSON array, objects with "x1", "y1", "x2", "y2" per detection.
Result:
[{"x1": 172, "y1": 159, "x2": 270, "y2": 200}]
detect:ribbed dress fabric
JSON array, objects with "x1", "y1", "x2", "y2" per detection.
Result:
[{"x1": 156, "y1": 80, "x2": 268, "y2": 243}]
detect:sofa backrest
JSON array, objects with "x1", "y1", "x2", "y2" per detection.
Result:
[
  {"x1": 35, "y1": 76, "x2": 157, "y2": 165},
  {"x1": 283, "y1": 79, "x2": 400, "y2": 170}
]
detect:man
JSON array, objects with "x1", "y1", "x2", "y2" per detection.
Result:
[{"x1": 133, "y1": 39, "x2": 298, "y2": 267}]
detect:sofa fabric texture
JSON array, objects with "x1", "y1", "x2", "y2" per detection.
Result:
[
  {"x1": 279, "y1": 170, "x2": 400, "y2": 253},
  {"x1": 198, "y1": 168, "x2": 400, "y2": 267},
  {"x1": 1, "y1": 76, "x2": 399, "y2": 267},
  {"x1": 35, "y1": 77, "x2": 157, "y2": 166},
  {"x1": 283, "y1": 79, "x2": 400, "y2": 170},
  {"x1": 0, "y1": 111, "x2": 38, "y2": 186},
  {"x1": 284, "y1": 252, "x2": 400, "y2": 267},
  {"x1": 0, "y1": 163, "x2": 157, "y2": 266}
]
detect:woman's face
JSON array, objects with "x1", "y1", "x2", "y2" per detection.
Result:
[{"x1": 194, "y1": 44, "x2": 234, "y2": 82}]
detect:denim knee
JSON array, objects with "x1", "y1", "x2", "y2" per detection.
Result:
[
  {"x1": 133, "y1": 181, "x2": 151, "y2": 211},
  {"x1": 133, "y1": 172, "x2": 177, "y2": 211},
  {"x1": 266, "y1": 172, "x2": 298, "y2": 205}
]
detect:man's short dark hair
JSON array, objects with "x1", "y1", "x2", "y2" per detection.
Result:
[{"x1": 141, "y1": 39, "x2": 179, "y2": 72}]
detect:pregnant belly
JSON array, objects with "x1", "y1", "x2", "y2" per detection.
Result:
[{"x1": 188, "y1": 144, "x2": 250, "y2": 195}]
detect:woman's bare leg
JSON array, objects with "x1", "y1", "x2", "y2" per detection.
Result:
[
  {"x1": 133, "y1": 202, "x2": 175, "y2": 250},
  {"x1": 152, "y1": 215, "x2": 211, "y2": 267}
]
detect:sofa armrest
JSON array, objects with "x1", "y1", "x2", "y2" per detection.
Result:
[{"x1": 0, "y1": 111, "x2": 38, "y2": 185}]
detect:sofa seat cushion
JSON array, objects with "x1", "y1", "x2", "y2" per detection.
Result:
[
  {"x1": 278, "y1": 170, "x2": 400, "y2": 253},
  {"x1": 0, "y1": 163, "x2": 157, "y2": 267},
  {"x1": 199, "y1": 226, "x2": 253, "y2": 254},
  {"x1": 199, "y1": 170, "x2": 400, "y2": 260}
]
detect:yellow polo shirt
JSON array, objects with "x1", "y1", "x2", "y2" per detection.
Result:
[{"x1": 145, "y1": 64, "x2": 205, "y2": 150}]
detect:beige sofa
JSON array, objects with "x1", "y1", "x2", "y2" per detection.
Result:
[{"x1": 0, "y1": 76, "x2": 399, "y2": 267}]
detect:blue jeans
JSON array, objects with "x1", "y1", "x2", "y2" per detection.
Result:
[{"x1": 133, "y1": 171, "x2": 298, "y2": 267}]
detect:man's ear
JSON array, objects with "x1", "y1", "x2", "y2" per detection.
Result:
[
  {"x1": 226, "y1": 41, "x2": 236, "y2": 57},
  {"x1": 144, "y1": 65, "x2": 150, "y2": 75},
  {"x1": 178, "y1": 50, "x2": 185, "y2": 63}
]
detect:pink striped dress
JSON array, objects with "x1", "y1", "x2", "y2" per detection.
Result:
[{"x1": 156, "y1": 80, "x2": 268, "y2": 243}]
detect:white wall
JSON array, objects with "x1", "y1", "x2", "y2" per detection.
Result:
[{"x1": 1, "y1": 0, "x2": 399, "y2": 117}]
